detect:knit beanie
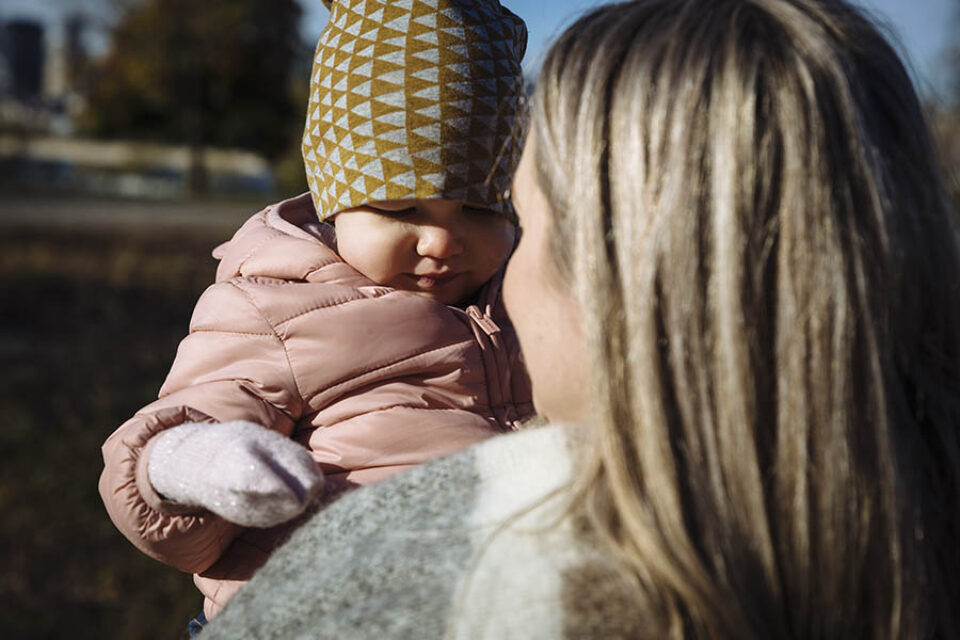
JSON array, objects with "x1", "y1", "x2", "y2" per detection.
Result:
[{"x1": 303, "y1": 0, "x2": 527, "y2": 220}]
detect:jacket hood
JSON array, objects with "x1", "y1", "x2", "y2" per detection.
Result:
[{"x1": 213, "y1": 193, "x2": 376, "y2": 288}]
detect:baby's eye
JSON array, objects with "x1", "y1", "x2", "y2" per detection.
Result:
[
  {"x1": 371, "y1": 206, "x2": 416, "y2": 218},
  {"x1": 463, "y1": 205, "x2": 505, "y2": 220}
]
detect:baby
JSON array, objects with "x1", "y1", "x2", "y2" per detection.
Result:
[{"x1": 99, "y1": 0, "x2": 533, "y2": 622}]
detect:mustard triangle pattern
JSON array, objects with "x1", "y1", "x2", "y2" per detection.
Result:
[{"x1": 303, "y1": 0, "x2": 525, "y2": 220}]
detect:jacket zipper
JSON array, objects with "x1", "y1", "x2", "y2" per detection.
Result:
[
  {"x1": 463, "y1": 305, "x2": 516, "y2": 431},
  {"x1": 465, "y1": 305, "x2": 499, "y2": 335}
]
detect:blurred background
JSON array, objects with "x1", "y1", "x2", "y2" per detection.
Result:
[{"x1": 0, "y1": 0, "x2": 957, "y2": 637}]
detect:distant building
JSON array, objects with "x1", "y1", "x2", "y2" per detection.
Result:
[
  {"x1": 2, "y1": 19, "x2": 45, "y2": 101},
  {"x1": 0, "y1": 10, "x2": 97, "y2": 134}
]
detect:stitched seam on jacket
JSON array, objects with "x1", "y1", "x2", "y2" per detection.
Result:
[
  {"x1": 273, "y1": 288, "x2": 401, "y2": 325},
  {"x1": 188, "y1": 329, "x2": 277, "y2": 337},
  {"x1": 370, "y1": 406, "x2": 487, "y2": 413},
  {"x1": 301, "y1": 258, "x2": 346, "y2": 279},
  {"x1": 230, "y1": 216, "x2": 279, "y2": 277},
  {"x1": 315, "y1": 340, "x2": 474, "y2": 403},
  {"x1": 317, "y1": 405, "x2": 490, "y2": 428},
  {"x1": 226, "y1": 281, "x2": 306, "y2": 418}
]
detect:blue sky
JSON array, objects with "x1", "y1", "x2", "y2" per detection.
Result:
[{"x1": 305, "y1": 0, "x2": 959, "y2": 97}]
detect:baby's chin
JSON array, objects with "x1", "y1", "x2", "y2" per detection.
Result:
[
  {"x1": 400, "y1": 287, "x2": 475, "y2": 306},
  {"x1": 387, "y1": 273, "x2": 481, "y2": 307}
]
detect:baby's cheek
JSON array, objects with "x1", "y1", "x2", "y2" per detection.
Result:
[{"x1": 481, "y1": 223, "x2": 517, "y2": 262}]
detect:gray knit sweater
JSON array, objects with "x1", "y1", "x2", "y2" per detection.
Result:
[{"x1": 202, "y1": 425, "x2": 641, "y2": 638}]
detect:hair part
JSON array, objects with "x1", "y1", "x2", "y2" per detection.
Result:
[{"x1": 532, "y1": 0, "x2": 960, "y2": 636}]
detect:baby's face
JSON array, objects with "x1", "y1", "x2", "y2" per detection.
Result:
[{"x1": 333, "y1": 199, "x2": 516, "y2": 306}]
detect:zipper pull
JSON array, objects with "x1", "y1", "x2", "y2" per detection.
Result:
[{"x1": 466, "y1": 305, "x2": 500, "y2": 335}]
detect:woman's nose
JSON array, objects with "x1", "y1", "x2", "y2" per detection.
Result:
[{"x1": 416, "y1": 225, "x2": 464, "y2": 259}]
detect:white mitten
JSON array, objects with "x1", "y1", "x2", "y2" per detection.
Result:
[{"x1": 147, "y1": 421, "x2": 324, "y2": 528}]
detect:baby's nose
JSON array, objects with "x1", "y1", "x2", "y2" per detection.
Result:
[{"x1": 416, "y1": 225, "x2": 464, "y2": 259}]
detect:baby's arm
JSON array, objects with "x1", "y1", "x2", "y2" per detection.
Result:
[{"x1": 99, "y1": 280, "x2": 311, "y2": 573}]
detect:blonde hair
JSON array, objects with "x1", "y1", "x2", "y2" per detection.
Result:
[{"x1": 532, "y1": 0, "x2": 960, "y2": 636}]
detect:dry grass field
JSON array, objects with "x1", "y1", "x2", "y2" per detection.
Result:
[{"x1": 0, "y1": 195, "x2": 263, "y2": 638}]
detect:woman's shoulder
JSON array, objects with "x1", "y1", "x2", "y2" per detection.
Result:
[
  {"x1": 306, "y1": 423, "x2": 576, "y2": 536},
  {"x1": 203, "y1": 425, "x2": 604, "y2": 639}
]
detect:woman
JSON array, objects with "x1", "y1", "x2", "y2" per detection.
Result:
[{"x1": 203, "y1": 0, "x2": 960, "y2": 637}]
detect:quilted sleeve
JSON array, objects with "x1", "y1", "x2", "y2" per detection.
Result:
[{"x1": 99, "y1": 280, "x2": 304, "y2": 573}]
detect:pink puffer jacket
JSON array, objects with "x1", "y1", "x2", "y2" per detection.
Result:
[{"x1": 99, "y1": 193, "x2": 534, "y2": 617}]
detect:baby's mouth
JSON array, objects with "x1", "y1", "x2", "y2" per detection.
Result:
[{"x1": 409, "y1": 272, "x2": 460, "y2": 289}]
